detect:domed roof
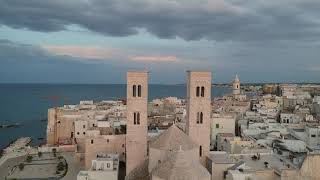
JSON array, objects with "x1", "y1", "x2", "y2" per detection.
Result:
[
  {"x1": 150, "y1": 125, "x2": 198, "y2": 151},
  {"x1": 152, "y1": 150, "x2": 211, "y2": 180}
]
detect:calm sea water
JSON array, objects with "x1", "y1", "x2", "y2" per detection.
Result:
[{"x1": 0, "y1": 84, "x2": 231, "y2": 149}]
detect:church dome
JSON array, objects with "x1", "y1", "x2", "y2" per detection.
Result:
[
  {"x1": 152, "y1": 150, "x2": 211, "y2": 180},
  {"x1": 150, "y1": 125, "x2": 198, "y2": 151}
]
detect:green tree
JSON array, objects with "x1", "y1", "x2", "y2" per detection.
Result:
[
  {"x1": 18, "y1": 163, "x2": 25, "y2": 171},
  {"x1": 26, "y1": 155, "x2": 33, "y2": 163},
  {"x1": 57, "y1": 161, "x2": 65, "y2": 171},
  {"x1": 52, "y1": 148, "x2": 57, "y2": 157}
]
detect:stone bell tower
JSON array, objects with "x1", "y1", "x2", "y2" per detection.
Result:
[
  {"x1": 233, "y1": 74, "x2": 240, "y2": 95},
  {"x1": 126, "y1": 71, "x2": 148, "y2": 175},
  {"x1": 186, "y1": 71, "x2": 212, "y2": 165}
]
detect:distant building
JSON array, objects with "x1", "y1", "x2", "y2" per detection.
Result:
[{"x1": 232, "y1": 75, "x2": 241, "y2": 96}]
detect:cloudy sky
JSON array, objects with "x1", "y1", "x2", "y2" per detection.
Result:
[{"x1": 1, "y1": 0, "x2": 320, "y2": 84}]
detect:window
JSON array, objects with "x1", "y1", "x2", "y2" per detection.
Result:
[
  {"x1": 91, "y1": 139, "x2": 94, "y2": 144},
  {"x1": 107, "y1": 163, "x2": 110, "y2": 168},
  {"x1": 197, "y1": 112, "x2": 203, "y2": 124},
  {"x1": 137, "y1": 112, "x2": 140, "y2": 125},
  {"x1": 83, "y1": 125, "x2": 86, "y2": 129},
  {"x1": 311, "y1": 134, "x2": 316, "y2": 138},
  {"x1": 201, "y1": 86, "x2": 205, "y2": 97},
  {"x1": 138, "y1": 85, "x2": 142, "y2": 97},
  {"x1": 134, "y1": 112, "x2": 140, "y2": 125},
  {"x1": 199, "y1": 146, "x2": 202, "y2": 157},
  {"x1": 133, "y1": 85, "x2": 136, "y2": 97},
  {"x1": 200, "y1": 112, "x2": 203, "y2": 124},
  {"x1": 196, "y1": 86, "x2": 200, "y2": 97},
  {"x1": 107, "y1": 139, "x2": 109, "y2": 143},
  {"x1": 83, "y1": 132, "x2": 86, "y2": 135},
  {"x1": 216, "y1": 124, "x2": 220, "y2": 128},
  {"x1": 77, "y1": 132, "x2": 80, "y2": 135},
  {"x1": 196, "y1": 112, "x2": 200, "y2": 124}
]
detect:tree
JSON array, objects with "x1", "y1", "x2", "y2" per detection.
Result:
[
  {"x1": 18, "y1": 163, "x2": 25, "y2": 171},
  {"x1": 38, "y1": 151, "x2": 42, "y2": 158},
  {"x1": 26, "y1": 155, "x2": 33, "y2": 163},
  {"x1": 52, "y1": 148, "x2": 57, "y2": 157},
  {"x1": 57, "y1": 162, "x2": 65, "y2": 171}
]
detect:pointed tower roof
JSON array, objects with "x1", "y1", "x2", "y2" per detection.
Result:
[
  {"x1": 152, "y1": 150, "x2": 211, "y2": 180},
  {"x1": 233, "y1": 74, "x2": 240, "y2": 83},
  {"x1": 150, "y1": 125, "x2": 198, "y2": 151}
]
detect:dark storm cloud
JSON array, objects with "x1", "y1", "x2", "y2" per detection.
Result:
[{"x1": 1, "y1": 0, "x2": 320, "y2": 41}]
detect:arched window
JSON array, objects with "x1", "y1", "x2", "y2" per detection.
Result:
[
  {"x1": 196, "y1": 112, "x2": 200, "y2": 124},
  {"x1": 134, "y1": 112, "x2": 140, "y2": 125},
  {"x1": 237, "y1": 85, "x2": 239, "y2": 89},
  {"x1": 133, "y1": 85, "x2": 136, "y2": 97},
  {"x1": 138, "y1": 85, "x2": 142, "y2": 97},
  {"x1": 199, "y1": 145, "x2": 202, "y2": 157},
  {"x1": 201, "y1": 86, "x2": 205, "y2": 97},
  {"x1": 200, "y1": 112, "x2": 203, "y2": 124},
  {"x1": 91, "y1": 139, "x2": 94, "y2": 144},
  {"x1": 137, "y1": 112, "x2": 140, "y2": 125},
  {"x1": 196, "y1": 86, "x2": 200, "y2": 97}
]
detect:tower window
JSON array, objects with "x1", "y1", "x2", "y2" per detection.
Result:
[
  {"x1": 138, "y1": 85, "x2": 142, "y2": 97},
  {"x1": 196, "y1": 86, "x2": 200, "y2": 97},
  {"x1": 199, "y1": 146, "x2": 202, "y2": 157},
  {"x1": 134, "y1": 112, "x2": 140, "y2": 125},
  {"x1": 91, "y1": 139, "x2": 94, "y2": 144},
  {"x1": 133, "y1": 85, "x2": 137, "y2": 97},
  {"x1": 201, "y1": 86, "x2": 205, "y2": 97},
  {"x1": 196, "y1": 112, "x2": 200, "y2": 124},
  {"x1": 197, "y1": 112, "x2": 203, "y2": 124},
  {"x1": 137, "y1": 112, "x2": 140, "y2": 125}
]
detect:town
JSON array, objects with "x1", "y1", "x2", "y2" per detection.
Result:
[{"x1": 1, "y1": 71, "x2": 320, "y2": 180}]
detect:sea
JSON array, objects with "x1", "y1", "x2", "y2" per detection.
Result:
[{"x1": 0, "y1": 84, "x2": 231, "y2": 149}]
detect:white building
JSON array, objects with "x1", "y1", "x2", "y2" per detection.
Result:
[
  {"x1": 280, "y1": 113, "x2": 302, "y2": 124},
  {"x1": 77, "y1": 154, "x2": 119, "y2": 180},
  {"x1": 211, "y1": 113, "x2": 236, "y2": 147}
]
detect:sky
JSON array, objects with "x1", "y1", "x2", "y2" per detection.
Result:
[{"x1": 0, "y1": 0, "x2": 320, "y2": 84}]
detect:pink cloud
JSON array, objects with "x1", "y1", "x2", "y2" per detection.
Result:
[
  {"x1": 129, "y1": 55, "x2": 177, "y2": 62},
  {"x1": 42, "y1": 45, "x2": 119, "y2": 60},
  {"x1": 42, "y1": 45, "x2": 178, "y2": 63}
]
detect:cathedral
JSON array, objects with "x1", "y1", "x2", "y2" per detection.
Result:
[{"x1": 125, "y1": 71, "x2": 212, "y2": 180}]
